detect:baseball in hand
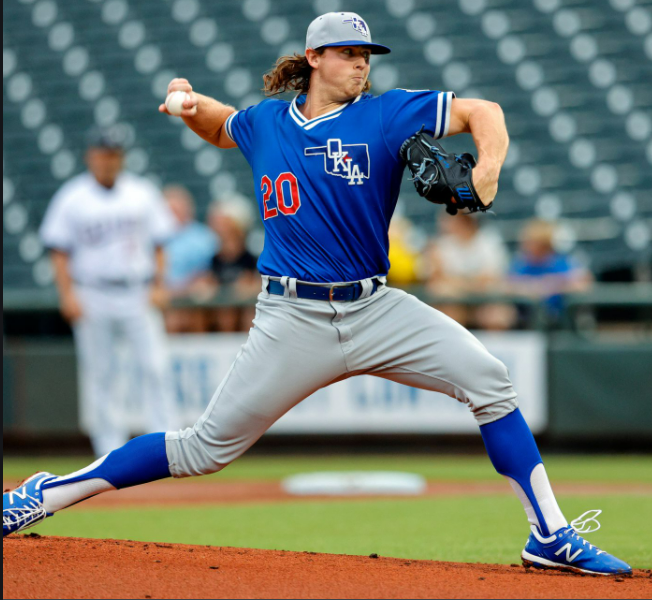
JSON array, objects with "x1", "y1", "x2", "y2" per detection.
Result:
[{"x1": 165, "y1": 91, "x2": 194, "y2": 117}]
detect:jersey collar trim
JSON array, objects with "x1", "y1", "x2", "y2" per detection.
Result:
[{"x1": 289, "y1": 94, "x2": 362, "y2": 130}]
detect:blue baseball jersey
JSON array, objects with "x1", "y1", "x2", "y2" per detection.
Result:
[{"x1": 225, "y1": 89, "x2": 455, "y2": 283}]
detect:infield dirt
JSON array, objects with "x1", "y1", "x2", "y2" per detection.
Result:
[{"x1": 3, "y1": 535, "x2": 651, "y2": 599}]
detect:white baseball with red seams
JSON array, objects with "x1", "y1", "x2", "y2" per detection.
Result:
[{"x1": 165, "y1": 91, "x2": 193, "y2": 117}]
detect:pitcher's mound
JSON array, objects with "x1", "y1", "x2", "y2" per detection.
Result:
[{"x1": 3, "y1": 535, "x2": 649, "y2": 599}]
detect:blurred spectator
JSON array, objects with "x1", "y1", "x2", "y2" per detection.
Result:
[
  {"x1": 424, "y1": 213, "x2": 515, "y2": 330},
  {"x1": 207, "y1": 193, "x2": 260, "y2": 332},
  {"x1": 163, "y1": 185, "x2": 218, "y2": 333},
  {"x1": 387, "y1": 215, "x2": 423, "y2": 287},
  {"x1": 509, "y1": 220, "x2": 593, "y2": 322},
  {"x1": 164, "y1": 185, "x2": 218, "y2": 290}
]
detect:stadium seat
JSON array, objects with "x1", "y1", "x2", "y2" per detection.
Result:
[{"x1": 3, "y1": 0, "x2": 651, "y2": 289}]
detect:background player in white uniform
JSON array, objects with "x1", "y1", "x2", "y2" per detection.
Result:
[
  {"x1": 6, "y1": 13, "x2": 630, "y2": 576},
  {"x1": 39, "y1": 129, "x2": 177, "y2": 457}
]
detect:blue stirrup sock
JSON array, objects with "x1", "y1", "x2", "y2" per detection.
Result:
[
  {"x1": 41, "y1": 433, "x2": 171, "y2": 512},
  {"x1": 480, "y1": 409, "x2": 567, "y2": 536}
]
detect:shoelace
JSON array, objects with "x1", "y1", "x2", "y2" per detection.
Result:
[
  {"x1": 4, "y1": 506, "x2": 47, "y2": 530},
  {"x1": 3, "y1": 493, "x2": 48, "y2": 533}
]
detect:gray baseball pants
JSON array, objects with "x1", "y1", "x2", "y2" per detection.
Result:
[{"x1": 165, "y1": 278, "x2": 518, "y2": 478}]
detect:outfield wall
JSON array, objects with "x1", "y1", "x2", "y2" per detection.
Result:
[{"x1": 4, "y1": 333, "x2": 651, "y2": 441}]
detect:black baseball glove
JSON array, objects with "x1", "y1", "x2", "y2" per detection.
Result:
[{"x1": 400, "y1": 127, "x2": 492, "y2": 215}]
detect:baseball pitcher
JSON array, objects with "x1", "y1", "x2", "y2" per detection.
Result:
[{"x1": 4, "y1": 12, "x2": 630, "y2": 576}]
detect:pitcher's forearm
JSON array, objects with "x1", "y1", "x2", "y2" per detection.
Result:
[
  {"x1": 447, "y1": 98, "x2": 509, "y2": 204},
  {"x1": 182, "y1": 93, "x2": 236, "y2": 148},
  {"x1": 468, "y1": 101, "x2": 509, "y2": 176},
  {"x1": 158, "y1": 78, "x2": 237, "y2": 149}
]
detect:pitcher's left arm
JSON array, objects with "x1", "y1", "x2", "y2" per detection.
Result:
[{"x1": 447, "y1": 98, "x2": 509, "y2": 206}]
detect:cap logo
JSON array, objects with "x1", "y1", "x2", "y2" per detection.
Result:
[{"x1": 342, "y1": 16, "x2": 369, "y2": 37}]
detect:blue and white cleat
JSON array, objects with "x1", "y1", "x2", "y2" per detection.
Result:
[
  {"x1": 521, "y1": 510, "x2": 632, "y2": 576},
  {"x1": 3, "y1": 472, "x2": 57, "y2": 538}
]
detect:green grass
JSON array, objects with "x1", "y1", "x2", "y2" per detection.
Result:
[
  {"x1": 25, "y1": 495, "x2": 652, "y2": 568},
  {"x1": 5, "y1": 454, "x2": 652, "y2": 569},
  {"x1": 4, "y1": 454, "x2": 652, "y2": 484}
]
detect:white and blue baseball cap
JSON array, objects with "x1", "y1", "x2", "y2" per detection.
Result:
[{"x1": 306, "y1": 12, "x2": 391, "y2": 55}]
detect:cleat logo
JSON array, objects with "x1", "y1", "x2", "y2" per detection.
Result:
[
  {"x1": 305, "y1": 139, "x2": 370, "y2": 186},
  {"x1": 570, "y1": 510, "x2": 602, "y2": 534},
  {"x1": 8, "y1": 488, "x2": 28, "y2": 505},
  {"x1": 555, "y1": 543, "x2": 583, "y2": 563}
]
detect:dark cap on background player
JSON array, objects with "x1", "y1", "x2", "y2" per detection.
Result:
[
  {"x1": 86, "y1": 126, "x2": 125, "y2": 152},
  {"x1": 85, "y1": 127, "x2": 125, "y2": 188},
  {"x1": 306, "y1": 12, "x2": 391, "y2": 55}
]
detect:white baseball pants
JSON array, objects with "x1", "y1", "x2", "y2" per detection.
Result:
[{"x1": 74, "y1": 285, "x2": 177, "y2": 457}]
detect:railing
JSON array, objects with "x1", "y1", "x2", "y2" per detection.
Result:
[
  {"x1": 4, "y1": 283, "x2": 652, "y2": 334},
  {"x1": 561, "y1": 283, "x2": 652, "y2": 339}
]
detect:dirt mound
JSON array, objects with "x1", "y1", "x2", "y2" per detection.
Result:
[{"x1": 3, "y1": 536, "x2": 649, "y2": 599}]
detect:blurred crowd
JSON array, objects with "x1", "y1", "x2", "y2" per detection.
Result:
[
  {"x1": 162, "y1": 185, "x2": 259, "y2": 333},
  {"x1": 392, "y1": 212, "x2": 592, "y2": 331},
  {"x1": 161, "y1": 183, "x2": 593, "y2": 333}
]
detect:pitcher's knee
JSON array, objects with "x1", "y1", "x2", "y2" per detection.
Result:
[
  {"x1": 472, "y1": 396, "x2": 518, "y2": 426},
  {"x1": 164, "y1": 396, "x2": 275, "y2": 478},
  {"x1": 462, "y1": 353, "x2": 519, "y2": 426},
  {"x1": 164, "y1": 426, "x2": 251, "y2": 478}
]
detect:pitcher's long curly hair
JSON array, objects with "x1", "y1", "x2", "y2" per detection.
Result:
[{"x1": 263, "y1": 50, "x2": 372, "y2": 96}]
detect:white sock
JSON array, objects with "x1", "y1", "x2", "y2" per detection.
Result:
[
  {"x1": 42, "y1": 478, "x2": 116, "y2": 513},
  {"x1": 507, "y1": 476, "x2": 540, "y2": 530},
  {"x1": 530, "y1": 463, "x2": 568, "y2": 533},
  {"x1": 506, "y1": 464, "x2": 568, "y2": 535},
  {"x1": 41, "y1": 455, "x2": 116, "y2": 513}
]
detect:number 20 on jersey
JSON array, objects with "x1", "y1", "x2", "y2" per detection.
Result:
[{"x1": 261, "y1": 173, "x2": 301, "y2": 220}]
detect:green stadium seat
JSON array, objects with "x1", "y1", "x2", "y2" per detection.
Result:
[{"x1": 3, "y1": 0, "x2": 650, "y2": 289}]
